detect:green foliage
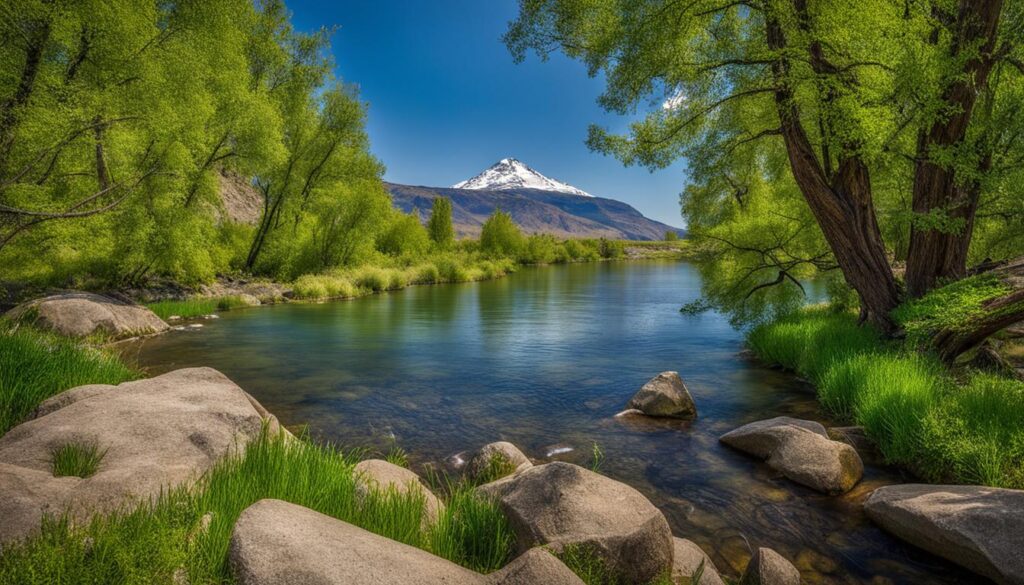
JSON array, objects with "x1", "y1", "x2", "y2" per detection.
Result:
[
  {"x1": 0, "y1": 321, "x2": 140, "y2": 434},
  {"x1": 377, "y1": 211, "x2": 431, "y2": 257},
  {"x1": 596, "y1": 238, "x2": 624, "y2": 260},
  {"x1": 893, "y1": 274, "x2": 1012, "y2": 347},
  {"x1": 480, "y1": 210, "x2": 525, "y2": 257},
  {"x1": 385, "y1": 445, "x2": 410, "y2": 469},
  {"x1": 473, "y1": 453, "x2": 519, "y2": 486},
  {"x1": 749, "y1": 308, "x2": 1024, "y2": 488},
  {"x1": 589, "y1": 443, "x2": 605, "y2": 473},
  {"x1": 0, "y1": 428, "x2": 516, "y2": 583},
  {"x1": 664, "y1": 231, "x2": 678, "y2": 242},
  {"x1": 427, "y1": 197, "x2": 456, "y2": 249},
  {"x1": 51, "y1": 442, "x2": 107, "y2": 478}
]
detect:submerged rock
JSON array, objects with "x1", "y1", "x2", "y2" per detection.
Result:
[
  {"x1": 466, "y1": 441, "x2": 532, "y2": 481},
  {"x1": 738, "y1": 548, "x2": 801, "y2": 585},
  {"x1": 720, "y1": 417, "x2": 862, "y2": 494},
  {"x1": 6, "y1": 292, "x2": 168, "y2": 339},
  {"x1": 478, "y1": 461, "x2": 672, "y2": 584},
  {"x1": 626, "y1": 371, "x2": 697, "y2": 418},
  {"x1": 353, "y1": 459, "x2": 444, "y2": 522},
  {"x1": 672, "y1": 538, "x2": 726, "y2": 585},
  {"x1": 228, "y1": 499, "x2": 583, "y2": 585},
  {"x1": 865, "y1": 484, "x2": 1024, "y2": 585},
  {"x1": 0, "y1": 367, "x2": 278, "y2": 544}
]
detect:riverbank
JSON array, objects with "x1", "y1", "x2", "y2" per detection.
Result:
[{"x1": 747, "y1": 306, "x2": 1024, "y2": 489}]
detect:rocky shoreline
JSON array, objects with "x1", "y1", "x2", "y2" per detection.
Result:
[{"x1": 1, "y1": 294, "x2": 1022, "y2": 584}]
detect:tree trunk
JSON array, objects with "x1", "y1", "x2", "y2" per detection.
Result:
[
  {"x1": 905, "y1": 0, "x2": 1003, "y2": 297},
  {"x1": 766, "y1": 13, "x2": 901, "y2": 333}
]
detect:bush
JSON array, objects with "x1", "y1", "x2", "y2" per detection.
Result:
[
  {"x1": 377, "y1": 212, "x2": 431, "y2": 258},
  {"x1": 597, "y1": 238, "x2": 624, "y2": 259},
  {"x1": 480, "y1": 211, "x2": 524, "y2": 258},
  {"x1": 664, "y1": 231, "x2": 679, "y2": 242}
]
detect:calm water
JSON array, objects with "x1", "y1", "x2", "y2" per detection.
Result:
[{"x1": 125, "y1": 261, "x2": 984, "y2": 584}]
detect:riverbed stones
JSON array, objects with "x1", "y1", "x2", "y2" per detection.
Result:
[
  {"x1": 720, "y1": 417, "x2": 862, "y2": 494},
  {"x1": 466, "y1": 441, "x2": 533, "y2": 481},
  {"x1": 229, "y1": 499, "x2": 583, "y2": 585},
  {"x1": 0, "y1": 367, "x2": 274, "y2": 544},
  {"x1": 477, "y1": 461, "x2": 672, "y2": 584},
  {"x1": 738, "y1": 548, "x2": 801, "y2": 585},
  {"x1": 6, "y1": 292, "x2": 168, "y2": 339},
  {"x1": 353, "y1": 459, "x2": 444, "y2": 522},
  {"x1": 626, "y1": 371, "x2": 697, "y2": 418},
  {"x1": 672, "y1": 538, "x2": 726, "y2": 585},
  {"x1": 864, "y1": 484, "x2": 1024, "y2": 585}
]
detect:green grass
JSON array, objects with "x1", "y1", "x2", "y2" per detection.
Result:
[
  {"x1": 748, "y1": 307, "x2": 1024, "y2": 488},
  {"x1": 0, "y1": 429, "x2": 515, "y2": 584},
  {"x1": 51, "y1": 441, "x2": 108, "y2": 478},
  {"x1": 556, "y1": 544, "x2": 674, "y2": 585},
  {"x1": 0, "y1": 320, "x2": 140, "y2": 434},
  {"x1": 145, "y1": 296, "x2": 251, "y2": 320}
]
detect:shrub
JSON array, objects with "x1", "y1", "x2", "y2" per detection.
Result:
[
  {"x1": 480, "y1": 210, "x2": 524, "y2": 258},
  {"x1": 664, "y1": 231, "x2": 679, "y2": 242},
  {"x1": 378, "y1": 212, "x2": 431, "y2": 258},
  {"x1": 597, "y1": 238, "x2": 624, "y2": 259}
]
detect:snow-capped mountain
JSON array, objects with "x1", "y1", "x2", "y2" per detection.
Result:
[{"x1": 452, "y1": 158, "x2": 594, "y2": 197}]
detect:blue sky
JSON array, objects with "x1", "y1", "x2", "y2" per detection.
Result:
[{"x1": 285, "y1": 0, "x2": 688, "y2": 228}]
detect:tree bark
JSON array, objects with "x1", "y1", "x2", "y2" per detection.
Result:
[
  {"x1": 0, "y1": 18, "x2": 51, "y2": 176},
  {"x1": 766, "y1": 12, "x2": 902, "y2": 333},
  {"x1": 905, "y1": 0, "x2": 1004, "y2": 297}
]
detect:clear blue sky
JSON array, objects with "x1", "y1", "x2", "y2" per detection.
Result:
[{"x1": 286, "y1": 0, "x2": 688, "y2": 228}]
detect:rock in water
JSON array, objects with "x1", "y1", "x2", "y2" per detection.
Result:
[
  {"x1": 672, "y1": 538, "x2": 726, "y2": 585},
  {"x1": 228, "y1": 499, "x2": 583, "y2": 585},
  {"x1": 626, "y1": 371, "x2": 697, "y2": 418},
  {"x1": 353, "y1": 459, "x2": 444, "y2": 523},
  {"x1": 0, "y1": 367, "x2": 278, "y2": 544},
  {"x1": 865, "y1": 484, "x2": 1024, "y2": 585},
  {"x1": 720, "y1": 417, "x2": 862, "y2": 494},
  {"x1": 466, "y1": 441, "x2": 533, "y2": 481},
  {"x1": 739, "y1": 548, "x2": 801, "y2": 585},
  {"x1": 477, "y1": 461, "x2": 672, "y2": 584},
  {"x1": 6, "y1": 292, "x2": 168, "y2": 339}
]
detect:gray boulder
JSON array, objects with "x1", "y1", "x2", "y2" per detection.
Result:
[
  {"x1": 6, "y1": 292, "x2": 168, "y2": 339},
  {"x1": 354, "y1": 459, "x2": 444, "y2": 522},
  {"x1": 672, "y1": 538, "x2": 725, "y2": 585},
  {"x1": 0, "y1": 367, "x2": 276, "y2": 544},
  {"x1": 229, "y1": 499, "x2": 583, "y2": 585},
  {"x1": 739, "y1": 548, "x2": 801, "y2": 585},
  {"x1": 466, "y1": 441, "x2": 533, "y2": 481},
  {"x1": 627, "y1": 371, "x2": 697, "y2": 418},
  {"x1": 720, "y1": 417, "x2": 862, "y2": 494},
  {"x1": 478, "y1": 462, "x2": 672, "y2": 584},
  {"x1": 865, "y1": 484, "x2": 1024, "y2": 585}
]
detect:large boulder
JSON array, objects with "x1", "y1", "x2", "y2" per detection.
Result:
[
  {"x1": 626, "y1": 371, "x2": 697, "y2": 418},
  {"x1": 865, "y1": 484, "x2": 1024, "y2": 585},
  {"x1": 672, "y1": 538, "x2": 725, "y2": 585},
  {"x1": 720, "y1": 417, "x2": 862, "y2": 494},
  {"x1": 739, "y1": 548, "x2": 801, "y2": 585},
  {"x1": 229, "y1": 499, "x2": 583, "y2": 585},
  {"x1": 466, "y1": 441, "x2": 533, "y2": 481},
  {"x1": 354, "y1": 459, "x2": 444, "y2": 522},
  {"x1": 6, "y1": 292, "x2": 168, "y2": 339},
  {"x1": 0, "y1": 367, "x2": 276, "y2": 544},
  {"x1": 478, "y1": 462, "x2": 672, "y2": 584}
]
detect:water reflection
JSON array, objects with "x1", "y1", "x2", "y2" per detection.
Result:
[{"x1": 125, "y1": 261, "x2": 986, "y2": 584}]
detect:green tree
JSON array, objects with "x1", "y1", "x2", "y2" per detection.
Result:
[
  {"x1": 480, "y1": 210, "x2": 524, "y2": 258},
  {"x1": 505, "y1": 0, "x2": 1024, "y2": 339},
  {"x1": 427, "y1": 196, "x2": 455, "y2": 248},
  {"x1": 664, "y1": 231, "x2": 678, "y2": 242},
  {"x1": 377, "y1": 210, "x2": 430, "y2": 257}
]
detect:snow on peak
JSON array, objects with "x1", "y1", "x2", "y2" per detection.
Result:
[{"x1": 452, "y1": 158, "x2": 594, "y2": 197}]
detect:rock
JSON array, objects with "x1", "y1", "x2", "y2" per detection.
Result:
[
  {"x1": 720, "y1": 417, "x2": 862, "y2": 494},
  {"x1": 0, "y1": 367, "x2": 275, "y2": 544},
  {"x1": 672, "y1": 538, "x2": 725, "y2": 585},
  {"x1": 478, "y1": 462, "x2": 672, "y2": 584},
  {"x1": 229, "y1": 499, "x2": 582, "y2": 585},
  {"x1": 466, "y1": 441, "x2": 532, "y2": 481},
  {"x1": 168, "y1": 315, "x2": 182, "y2": 321},
  {"x1": 626, "y1": 371, "x2": 697, "y2": 418},
  {"x1": 739, "y1": 548, "x2": 801, "y2": 585},
  {"x1": 354, "y1": 459, "x2": 444, "y2": 522},
  {"x1": 6, "y1": 292, "x2": 168, "y2": 339},
  {"x1": 238, "y1": 293, "x2": 261, "y2": 306},
  {"x1": 827, "y1": 426, "x2": 876, "y2": 453},
  {"x1": 865, "y1": 484, "x2": 1024, "y2": 585}
]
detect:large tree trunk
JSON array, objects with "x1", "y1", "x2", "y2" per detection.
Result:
[
  {"x1": 932, "y1": 257, "x2": 1024, "y2": 362},
  {"x1": 905, "y1": 0, "x2": 1003, "y2": 297},
  {"x1": 766, "y1": 12, "x2": 902, "y2": 333}
]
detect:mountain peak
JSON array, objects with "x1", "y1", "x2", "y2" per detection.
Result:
[{"x1": 452, "y1": 158, "x2": 593, "y2": 197}]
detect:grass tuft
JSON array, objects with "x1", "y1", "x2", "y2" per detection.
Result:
[
  {"x1": 51, "y1": 441, "x2": 107, "y2": 478},
  {"x1": 146, "y1": 296, "x2": 251, "y2": 320}
]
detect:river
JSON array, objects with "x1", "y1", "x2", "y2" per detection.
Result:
[{"x1": 123, "y1": 260, "x2": 985, "y2": 584}]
